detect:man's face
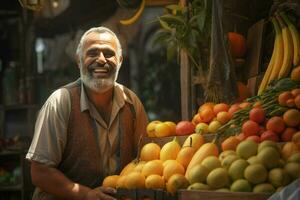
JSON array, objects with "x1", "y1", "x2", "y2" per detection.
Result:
[{"x1": 80, "y1": 32, "x2": 121, "y2": 93}]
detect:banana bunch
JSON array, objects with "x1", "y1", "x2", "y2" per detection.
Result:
[{"x1": 258, "y1": 11, "x2": 300, "y2": 95}]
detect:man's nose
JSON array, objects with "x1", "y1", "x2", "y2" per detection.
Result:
[{"x1": 96, "y1": 52, "x2": 106, "y2": 64}]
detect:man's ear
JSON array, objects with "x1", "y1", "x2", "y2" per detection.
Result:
[
  {"x1": 119, "y1": 55, "x2": 123, "y2": 64},
  {"x1": 76, "y1": 54, "x2": 81, "y2": 69}
]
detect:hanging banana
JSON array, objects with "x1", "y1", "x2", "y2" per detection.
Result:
[
  {"x1": 258, "y1": 18, "x2": 278, "y2": 95},
  {"x1": 277, "y1": 14, "x2": 294, "y2": 78},
  {"x1": 280, "y1": 11, "x2": 300, "y2": 67},
  {"x1": 120, "y1": 0, "x2": 146, "y2": 25},
  {"x1": 268, "y1": 17, "x2": 284, "y2": 82}
]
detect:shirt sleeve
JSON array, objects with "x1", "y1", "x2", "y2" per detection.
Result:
[{"x1": 26, "y1": 88, "x2": 71, "y2": 167}]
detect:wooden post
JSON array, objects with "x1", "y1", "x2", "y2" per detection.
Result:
[{"x1": 179, "y1": 0, "x2": 192, "y2": 120}]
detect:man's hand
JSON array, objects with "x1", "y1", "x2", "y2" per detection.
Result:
[{"x1": 84, "y1": 186, "x2": 117, "y2": 200}]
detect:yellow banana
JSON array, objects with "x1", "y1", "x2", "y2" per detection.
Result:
[
  {"x1": 280, "y1": 12, "x2": 300, "y2": 67},
  {"x1": 120, "y1": 0, "x2": 146, "y2": 25},
  {"x1": 277, "y1": 14, "x2": 294, "y2": 78},
  {"x1": 258, "y1": 18, "x2": 277, "y2": 95},
  {"x1": 269, "y1": 17, "x2": 283, "y2": 82}
]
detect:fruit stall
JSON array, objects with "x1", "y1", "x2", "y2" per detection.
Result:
[{"x1": 101, "y1": 0, "x2": 300, "y2": 199}]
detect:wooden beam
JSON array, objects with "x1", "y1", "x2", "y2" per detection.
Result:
[
  {"x1": 178, "y1": 0, "x2": 192, "y2": 121},
  {"x1": 146, "y1": 0, "x2": 178, "y2": 6},
  {"x1": 180, "y1": 50, "x2": 191, "y2": 120}
]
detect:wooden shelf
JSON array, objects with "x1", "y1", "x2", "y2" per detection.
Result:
[
  {"x1": 0, "y1": 184, "x2": 22, "y2": 192},
  {"x1": 0, "y1": 104, "x2": 39, "y2": 111}
]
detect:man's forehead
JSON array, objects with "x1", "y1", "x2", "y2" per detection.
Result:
[{"x1": 83, "y1": 32, "x2": 117, "y2": 49}]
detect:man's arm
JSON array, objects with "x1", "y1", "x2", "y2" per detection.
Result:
[{"x1": 31, "y1": 161, "x2": 116, "y2": 200}]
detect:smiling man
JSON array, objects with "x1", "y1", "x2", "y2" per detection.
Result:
[{"x1": 26, "y1": 27, "x2": 148, "y2": 200}]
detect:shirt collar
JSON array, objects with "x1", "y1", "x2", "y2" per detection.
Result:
[{"x1": 79, "y1": 82, "x2": 133, "y2": 113}]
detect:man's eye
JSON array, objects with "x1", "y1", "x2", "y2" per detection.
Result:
[
  {"x1": 88, "y1": 51, "x2": 98, "y2": 57},
  {"x1": 104, "y1": 52, "x2": 114, "y2": 58}
]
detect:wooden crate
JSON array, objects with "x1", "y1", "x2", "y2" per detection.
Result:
[
  {"x1": 178, "y1": 190, "x2": 270, "y2": 200},
  {"x1": 116, "y1": 189, "x2": 174, "y2": 200},
  {"x1": 143, "y1": 134, "x2": 216, "y2": 147}
]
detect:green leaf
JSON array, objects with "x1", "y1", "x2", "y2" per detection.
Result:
[
  {"x1": 165, "y1": 4, "x2": 183, "y2": 12},
  {"x1": 196, "y1": 10, "x2": 206, "y2": 31},
  {"x1": 167, "y1": 41, "x2": 178, "y2": 61},
  {"x1": 160, "y1": 14, "x2": 186, "y2": 25},
  {"x1": 158, "y1": 18, "x2": 173, "y2": 32}
]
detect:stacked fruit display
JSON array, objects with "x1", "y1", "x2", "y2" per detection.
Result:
[
  {"x1": 215, "y1": 78, "x2": 300, "y2": 143},
  {"x1": 186, "y1": 140, "x2": 300, "y2": 193},
  {"x1": 102, "y1": 132, "x2": 300, "y2": 195}
]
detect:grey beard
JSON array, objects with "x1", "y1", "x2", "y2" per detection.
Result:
[{"x1": 80, "y1": 71, "x2": 115, "y2": 93}]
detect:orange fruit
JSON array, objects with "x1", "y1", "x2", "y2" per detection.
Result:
[
  {"x1": 237, "y1": 82, "x2": 251, "y2": 102},
  {"x1": 292, "y1": 131, "x2": 300, "y2": 147},
  {"x1": 281, "y1": 142, "x2": 300, "y2": 160},
  {"x1": 198, "y1": 102, "x2": 215, "y2": 113},
  {"x1": 155, "y1": 122, "x2": 172, "y2": 137},
  {"x1": 102, "y1": 175, "x2": 119, "y2": 188},
  {"x1": 146, "y1": 121, "x2": 162, "y2": 137},
  {"x1": 228, "y1": 103, "x2": 241, "y2": 118},
  {"x1": 266, "y1": 116, "x2": 286, "y2": 134},
  {"x1": 213, "y1": 103, "x2": 230, "y2": 115},
  {"x1": 192, "y1": 113, "x2": 203, "y2": 125},
  {"x1": 283, "y1": 109, "x2": 300, "y2": 127},
  {"x1": 165, "y1": 121, "x2": 177, "y2": 135},
  {"x1": 291, "y1": 88, "x2": 300, "y2": 97},
  {"x1": 294, "y1": 95, "x2": 300, "y2": 109},
  {"x1": 124, "y1": 172, "x2": 145, "y2": 189},
  {"x1": 120, "y1": 160, "x2": 139, "y2": 176},
  {"x1": 221, "y1": 136, "x2": 240, "y2": 151},
  {"x1": 116, "y1": 175, "x2": 127, "y2": 188},
  {"x1": 163, "y1": 160, "x2": 178, "y2": 168},
  {"x1": 176, "y1": 146, "x2": 195, "y2": 169},
  {"x1": 140, "y1": 143, "x2": 161, "y2": 162},
  {"x1": 133, "y1": 161, "x2": 146, "y2": 172},
  {"x1": 200, "y1": 107, "x2": 215, "y2": 123},
  {"x1": 286, "y1": 98, "x2": 295, "y2": 108},
  {"x1": 290, "y1": 66, "x2": 300, "y2": 82},
  {"x1": 278, "y1": 91, "x2": 294, "y2": 106},
  {"x1": 216, "y1": 111, "x2": 230, "y2": 124},
  {"x1": 163, "y1": 160, "x2": 185, "y2": 181},
  {"x1": 166, "y1": 174, "x2": 189, "y2": 194},
  {"x1": 141, "y1": 160, "x2": 164, "y2": 177},
  {"x1": 239, "y1": 102, "x2": 251, "y2": 109},
  {"x1": 145, "y1": 174, "x2": 165, "y2": 189}
]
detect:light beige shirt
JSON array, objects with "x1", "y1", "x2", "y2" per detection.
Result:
[{"x1": 26, "y1": 83, "x2": 148, "y2": 175}]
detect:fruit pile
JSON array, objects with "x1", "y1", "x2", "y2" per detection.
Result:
[
  {"x1": 216, "y1": 78, "x2": 300, "y2": 144},
  {"x1": 102, "y1": 132, "x2": 300, "y2": 195},
  {"x1": 186, "y1": 139, "x2": 300, "y2": 193}
]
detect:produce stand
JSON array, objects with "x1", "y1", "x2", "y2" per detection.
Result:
[
  {"x1": 178, "y1": 190, "x2": 270, "y2": 200},
  {"x1": 107, "y1": 1, "x2": 300, "y2": 200}
]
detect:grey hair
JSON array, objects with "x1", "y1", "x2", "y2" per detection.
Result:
[{"x1": 76, "y1": 26, "x2": 122, "y2": 62}]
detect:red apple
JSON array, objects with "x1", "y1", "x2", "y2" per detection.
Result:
[
  {"x1": 246, "y1": 135, "x2": 260, "y2": 143},
  {"x1": 281, "y1": 127, "x2": 297, "y2": 142},
  {"x1": 242, "y1": 120, "x2": 260, "y2": 137},
  {"x1": 260, "y1": 130, "x2": 279, "y2": 142},
  {"x1": 175, "y1": 121, "x2": 196, "y2": 136},
  {"x1": 236, "y1": 133, "x2": 246, "y2": 141},
  {"x1": 249, "y1": 107, "x2": 265, "y2": 124}
]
